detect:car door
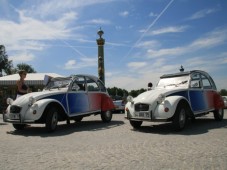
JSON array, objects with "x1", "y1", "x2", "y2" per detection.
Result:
[
  {"x1": 86, "y1": 77, "x2": 102, "y2": 112},
  {"x1": 67, "y1": 76, "x2": 89, "y2": 115},
  {"x1": 189, "y1": 72, "x2": 207, "y2": 113},
  {"x1": 200, "y1": 74, "x2": 215, "y2": 110}
]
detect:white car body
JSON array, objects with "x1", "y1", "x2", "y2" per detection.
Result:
[
  {"x1": 3, "y1": 75, "x2": 115, "y2": 132},
  {"x1": 125, "y1": 70, "x2": 225, "y2": 130}
]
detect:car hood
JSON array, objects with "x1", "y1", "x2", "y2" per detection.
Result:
[
  {"x1": 132, "y1": 87, "x2": 186, "y2": 104},
  {"x1": 11, "y1": 88, "x2": 68, "y2": 106}
]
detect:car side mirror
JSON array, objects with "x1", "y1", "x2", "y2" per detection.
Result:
[
  {"x1": 148, "y1": 82, "x2": 153, "y2": 88},
  {"x1": 148, "y1": 82, "x2": 153, "y2": 90}
]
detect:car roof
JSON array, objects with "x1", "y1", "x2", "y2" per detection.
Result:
[{"x1": 160, "y1": 70, "x2": 210, "y2": 78}]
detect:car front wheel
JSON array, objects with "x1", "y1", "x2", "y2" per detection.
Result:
[
  {"x1": 173, "y1": 103, "x2": 187, "y2": 131},
  {"x1": 101, "y1": 110, "x2": 112, "y2": 122},
  {"x1": 213, "y1": 108, "x2": 224, "y2": 121},
  {"x1": 45, "y1": 107, "x2": 58, "y2": 132},
  {"x1": 130, "y1": 120, "x2": 142, "y2": 129}
]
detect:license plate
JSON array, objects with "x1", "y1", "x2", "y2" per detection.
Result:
[
  {"x1": 10, "y1": 113, "x2": 20, "y2": 120},
  {"x1": 135, "y1": 112, "x2": 150, "y2": 118}
]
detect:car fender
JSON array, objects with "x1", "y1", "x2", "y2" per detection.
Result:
[
  {"x1": 24, "y1": 98, "x2": 67, "y2": 121},
  {"x1": 101, "y1": 94, "x2": 115, "y2": 111},
  {"x1": 154, "y1": 96, "x2": 189, "y2": 119}
]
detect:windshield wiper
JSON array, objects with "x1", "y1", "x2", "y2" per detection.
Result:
[
  {"x1": 166, "y1": 83, "x2": 177, "y2": 87},
  {"x1": 179, "y1": 80, "x2": 188, "y2": 84}
]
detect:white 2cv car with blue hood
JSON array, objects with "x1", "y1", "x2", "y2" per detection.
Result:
[
  {"x1": 125, "y1": 70, "x2": 225, "y2": 130},
  {"x1": 3, "y1": 74, "x2": 115, "y2": 132}
]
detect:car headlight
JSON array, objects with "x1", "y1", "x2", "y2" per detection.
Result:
[
  {"x1": 28, "y1": 96, "x2": 36, "y2": 106},
  {"x1": 157, "y1": 94, "x2": 166, "y2": 104},
  {"x1": 127, "y1": 96, "x2": 134, "y2": 103},
  {"x1": 6, "y1": 98, "x2": 14, "y2": 105}
]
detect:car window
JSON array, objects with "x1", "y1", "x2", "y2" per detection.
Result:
[
  {"x1": 71, "y1": 76, "x2": 86, "y2": 91},
  {"x1": 201, "y1": 74, "x2": 212, "y2": 89},
  {"x1": 87, "y1": 78, "x2": 100, "y2": 92},
  {"x1": 190, "y1": 73, "x2": 201, "y2": 88}
]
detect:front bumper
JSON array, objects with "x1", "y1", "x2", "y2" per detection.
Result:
[{"x1": 3, "y1": 112, "x2": 35, "y2": 124}]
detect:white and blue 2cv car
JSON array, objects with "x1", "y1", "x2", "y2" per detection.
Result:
[
  {"x1": 3, "y1": 74, "x2": 115, "y2": 132},
  {"x1": 125, "y1": 70, "x2": 225, "y2": 130}
]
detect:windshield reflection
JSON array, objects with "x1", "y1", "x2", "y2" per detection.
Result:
[
  {"x1": 45, "y1": 78, "x2": 71, "y2": 90},
  {"x1": 156, "y1": 75, "x2": 189, "y2": 89}
]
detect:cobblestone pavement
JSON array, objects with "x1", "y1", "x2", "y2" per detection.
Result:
[{"x1": 0, "y1": 110, "x2": 227, "y2": 170}]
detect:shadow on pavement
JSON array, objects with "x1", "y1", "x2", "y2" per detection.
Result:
[
  {"x1": 131, "y1": 117, "x2": 227, "y2": 135},
  {"x1": 6, "y1": 120, "x2": 125, "y2": 137},
  {"x1": 0, "y1": 123, "x2": 8, "y2": 125}
]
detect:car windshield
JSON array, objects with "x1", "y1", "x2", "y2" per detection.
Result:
[
  {"x1": 156, "y1": 75, "x2": 189, "y2": 89},
  {"x1": 45, "y1": 77, "x2": 71, "y2": 90}
]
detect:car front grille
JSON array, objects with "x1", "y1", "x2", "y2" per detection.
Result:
[
  {"x1": 10, "y1": 105, "x2": 21, "y2": 113},
  {"x1": 135, "y1": 103, "x2": 149, "y2": 111}
]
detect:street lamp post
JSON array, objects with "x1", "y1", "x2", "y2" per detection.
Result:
[{"x1": 96, "y1": 28, "x2": 105, "y2": 84}]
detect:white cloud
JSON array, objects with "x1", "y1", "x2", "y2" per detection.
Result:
[
  {"x1": 150, "y1": 26, "x2": 188, "y2": 35},
  {"x1": 147, "y1": 27, "x2": 227, "y2": 58},
  {"x1": 119, "y1": 11, "x2": 129, "y2": 17},
  {"x1": 190, "y1": 28, "x2": 227, "y2": 49},
  {"x1": 25, "y1": 0, "x2": 115, "y2": 18},
  {"x1": 8, "y1": 40, "x2": 46, "y2": 51},
  {"x1": 9, "y1": 52, "x2": 35, "y2": 62},
  {"x1": 149, "y1": 12, "x2": 158, "y2": 17},
  {"x1": 63, "y1": 57, "x2": 97, "y2": 70},
  {"x1": 64, "y1": 60, "x2": 77, "y2": 69},
  {"x1": 85, "y1": 18, "x2": 112, "y2": 25},
  {"x1": 187, "y1": 8, "x2": 219, "y2": 20},
  {"x1": 135, "y1": 40, "x2": 160, "y2": 49},
  {"x1": 127, "y1": 62, "x2": 147, "y2": 69},
  {"x1": 106, "y1": 71, "x2": 161, "y2": 90},
  {"x1": 0, "y1": 10, "x2": 78, "y2": 52}
]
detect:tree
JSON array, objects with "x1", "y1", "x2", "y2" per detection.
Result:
[
  {"x1": 220, "y1": 89, "x2": 227, "y2": 96},
  {"x1": 15, "y1": 63, "x2": 36, "y2": 73},
  {"x1": 129, "y1": 88, "x2": 146, "y2": 97},
  {"x1": 107, "y1": 87, "x2": 128, "y2": 99},
  {"x1": 0, "y1": 45, "x2": 13, "y2": 76}
]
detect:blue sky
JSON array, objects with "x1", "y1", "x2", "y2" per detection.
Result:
[{"x1": 0, "y1": 0, "x2": 227, "y2": 90}]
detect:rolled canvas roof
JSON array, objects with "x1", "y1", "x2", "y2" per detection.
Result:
[{"x1": 0, "y1": 73, "x2": 63, "y2": 86}]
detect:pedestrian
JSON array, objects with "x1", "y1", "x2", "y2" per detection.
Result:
[{"x1": 16, "y1": 70, "x2": 30, "y2": 98}]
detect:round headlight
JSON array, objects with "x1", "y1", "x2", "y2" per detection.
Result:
[
  {"x1": 157, "y1": 94, "x2": 166, "y2": 104},
  {"x1": 29, "y1": 97, "x2": 36, "y2": 106},
  {"x1": 127, "y1": 96, "x2": 134, "y2": 103},
  {"x1": 6, "y1": 98, "x2": 14, "y2": 105}
]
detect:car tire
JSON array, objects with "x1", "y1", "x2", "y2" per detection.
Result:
[
  {"x1": 173, "y1": 102, "x2": 187, "y2": 131},
  {"x1": 12, "y1": 124, "x2": 26, "y2": 130},
  {"x1": 213, "y1": 108, "x2": 224, "y2": 121},
  {"x1": 74, "y1": 116, "x2": 83, "y2": 122},
  {"x1": 45, "y1": 107, "x2": 58, "y2": 132},
  {"x1": 130, "y1": 120, "x2": 142, "y2": 129},
  {"x1": 101, "y1": 110, "x2": 112, "y2": 123}
]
